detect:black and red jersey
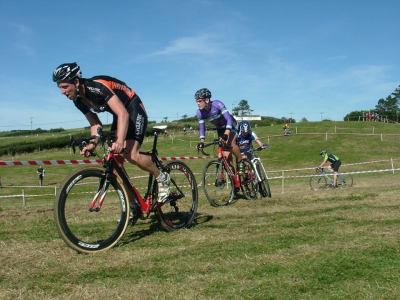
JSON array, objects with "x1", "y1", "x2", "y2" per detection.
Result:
[{"x1": 74, "y1": 75, "x2": 136, "y2": 115}]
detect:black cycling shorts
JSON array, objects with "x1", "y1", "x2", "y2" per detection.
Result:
[
  {"x1": 111, "y1": 95, "x2": 148, "y2": 144},
  {"x1": 216, "y1": 127, "x2": 237, "y2": 151},
  {"x1": 331, "y1": 160, "x2": 341, "y2": 172}
]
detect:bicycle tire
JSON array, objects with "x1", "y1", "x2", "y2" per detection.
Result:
[
  {"x1": 338, "y1": 173, "x2": 353, "y2": 188},
  {"x1": 309, "y1": 175, "x2": 328, "y2": 191},
  {"x1": 241, "y1": 160, "x2": 258, "y2": 200},
  {"x1": 255, "y1": 161, "x2": 271, "y2": 198},
  {"x1": 54, "y1": 167, "x2": 130, "y2": 253},
  {"x1": 202, "y1": 160, "x2": 234, "y2": 206},
  {"x1": 155, "y1": 161, "x2": 198, "y2": 231}
]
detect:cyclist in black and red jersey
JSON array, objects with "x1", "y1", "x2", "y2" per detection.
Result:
[{"x1": 52, "y1": 62, "x2": 170, "y2": 202}]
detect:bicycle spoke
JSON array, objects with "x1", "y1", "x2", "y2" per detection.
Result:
[
  {"x1": 55, "y1": 168, "x2": 129, "y2": 253},
  {"x1": 203, "y1": 160, "x2": 234, "y2": 206},
  {"x1": 156, "y1": 161, "x2": 198, "y2": 231}
]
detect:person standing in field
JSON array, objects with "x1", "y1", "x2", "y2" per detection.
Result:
[{"x1": 37, "y1": 165, "x2": 45, "y2": 186}]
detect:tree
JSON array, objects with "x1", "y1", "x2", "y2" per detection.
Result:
[
  {"x1": 232, "y1": 99, "x2": 253, "y2": 116},
  {"x1": 181, "y1": 114, "x2": 188, "y2": 119},
  {"x1": 375, "y1": 95, "x2": 398, "y2": 121}
]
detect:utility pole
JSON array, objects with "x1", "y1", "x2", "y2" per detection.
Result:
[
  {"x1": 320, "y1": 112, "x2": 324, "y2": 121},
  {"x1": 289, "y1": 112, "x2": 293, "y2": 122},
  {"x1": 30, "y1": 117, "x2": 33, "y2": 131}
]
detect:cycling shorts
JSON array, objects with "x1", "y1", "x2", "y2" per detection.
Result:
[
  {"x1": 111, "y1": 95, "x2": 148, "y2": 144},
  {"x1": 331, "y1": 160, "x2": 341, "y2": 172},
  {"x1": 217, "y1": 127, "x2": 237, "y2": 151}
]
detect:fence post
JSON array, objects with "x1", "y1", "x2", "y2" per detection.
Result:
[
  {"x1": 54, "y1": 186, "x2": 57, "y2": 196},
  {"x1": 22, "y1": 189, "x2": 26, "y2": 207},
  {"x1": 325, "y1": 132, "x2": 328, "y2": 141},
  {"x1": 295, "y1": 127, "x2": 298, "y2": 134},
  {"x1": 380, "y1": 133, "x2": 383, "y2": 142},
  {"x1": 267, "y1": 136, "x2": 270, "y2": 144},
  {"x1": 391, "y1": 158, "x2": 395, "y2": 174},
  {"x1": 281, "y1": 171, "x2": 285, "y2": 194},
  {"x1": 334, "y1": 125, "x2": 337, "y2": 133},
  {"x1": 372, "y1": 126, "x2": 375, "y2": 134}
]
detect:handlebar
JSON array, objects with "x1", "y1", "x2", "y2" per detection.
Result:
[{"x1": 69, "y1": 129, "x2": 116, "y2": 157}]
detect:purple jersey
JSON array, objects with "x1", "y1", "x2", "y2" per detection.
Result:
[{"x1": 196, "y1": 100, "x2": 236, "y2": 139}]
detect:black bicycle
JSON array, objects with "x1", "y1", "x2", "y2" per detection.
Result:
[{"x1": 54, "y1": 127, "x2": 198, "y2": 253}]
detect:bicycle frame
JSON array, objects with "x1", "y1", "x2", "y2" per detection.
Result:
[
  {"x1": 244, "y1": 147, "x2": 268, "y2": 183},
  {"x1": 83, "y1": 129, "x2": 167, "y2": 217},
  {"x1": 202, "y1": 140, "x2": 241, "y2": 188}
]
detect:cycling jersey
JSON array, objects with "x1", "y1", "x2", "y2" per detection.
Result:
[
  {"x1": 237, "y1": 132, "x2": 258, "y2": 153},
  {"x1": 73, "y1": 75, "x2": 148, "y2": 144},
  {"x1": 196, "y1": 100, "x2": 237, "y2": 139},
  {"x1": 323, "y1": 153, "x2": 340, "y2": 163},
  {"x1": 73, "y1": 76, "x2": 136, "y2": 114}
]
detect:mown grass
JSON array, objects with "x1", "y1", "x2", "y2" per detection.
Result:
[{"x1": 1, "y1": 121, "x2": 400, "y2": 299}]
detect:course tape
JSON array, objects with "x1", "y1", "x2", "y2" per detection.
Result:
[{"x1": 0, "y1": 156, "x2": 208, "y2": 166}]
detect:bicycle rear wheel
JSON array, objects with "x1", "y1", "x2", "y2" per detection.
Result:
[
  {"x1": 241, "y1": 160, "x2": 258, "y2": 200},
  {"x1": 338, "y1": 173, "x2": 353, "y2": 187},
  {"x1": 309, "y1": 175, "x2": 328, "y2": 191},
  {"x1": 202, "y1": 160, "x2": 234, "y2": 206},
  {"x1": 54, "y1": 167, "x2": 130, "y2": 253},
  {"x1": 156, "y1": 161, "x2": 198, "y2": 231}
]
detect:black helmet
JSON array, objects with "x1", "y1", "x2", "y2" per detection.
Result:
[
  {"x1": 320, "y1": 150, "x2": 327, "y2": 156},
  {"x1": 52, "y1": 62, "x2": 82, "y2": 82},
  {"x1": 239, "y1": 121, "x2": 252, "y2": 135},
  {"x1": 194, "y1": 88, "x2": 211, "y2": 100}
]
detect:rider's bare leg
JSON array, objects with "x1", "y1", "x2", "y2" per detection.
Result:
[{"x1": 123, "y1": 140, "x2": 161, "y2": 178}]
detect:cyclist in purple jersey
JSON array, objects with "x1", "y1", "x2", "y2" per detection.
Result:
[{"x1": 194, "y1": 88, "x2": 243, "y2": 170}]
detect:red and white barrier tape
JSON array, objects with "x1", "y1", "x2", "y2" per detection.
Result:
[{"x1": 0, "y1": 156, "x2": 208, "y2": 166}]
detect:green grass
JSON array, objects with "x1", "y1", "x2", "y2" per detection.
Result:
[{"x1": 1, "y1": 121, "x2": 400, "y2": 299}]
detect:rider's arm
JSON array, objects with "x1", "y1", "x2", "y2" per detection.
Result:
[
  {"x1": 107, "y1": 95, "x2": 129, "y2": 152},
  {"x1": 319, "y1": 155, "x2": 328, "y2": 168},
  {"x1": 85, "y1": 112, "x2": 102, "y2": 139},
  {"x1": 196, "y1": 110, "x2": 206, "y2": 141}
]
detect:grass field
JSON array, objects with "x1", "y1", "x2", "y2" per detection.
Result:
[{"x1": 1, "y1": 121, "x2": 400, "y2": 299}]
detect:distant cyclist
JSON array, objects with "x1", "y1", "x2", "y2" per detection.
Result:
[
  {"x1": 318, "y1": 150, "x2": 342, "y2": 187},
  {"x1": 283, "y1": 122, "x2": 291, "y2": 136},
  {"x1": 194, "y1": 88, "x2": 243, "y2": 170},
  {"x1": 52, "y1": 62, "x2": 170, "y2": 203},
  {"x1": 237, "y1": 121, "x2": 268, "y2": 171}
]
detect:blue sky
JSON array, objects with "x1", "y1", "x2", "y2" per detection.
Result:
[{"x1": 0, "y1": 0, "x2": 399, "y2": 130}]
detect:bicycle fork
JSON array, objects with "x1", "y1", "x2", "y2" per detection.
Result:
[{"x1": 88, "y1": 177, "x2": 110, "y2": 212}]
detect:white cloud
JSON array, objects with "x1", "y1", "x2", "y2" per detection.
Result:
[
  {"x1": 150, "y1": 34, "x2": 222, "y2": 56},
  {"x1": 9, "y1": 22, "x2": 35, "y2": 56}
]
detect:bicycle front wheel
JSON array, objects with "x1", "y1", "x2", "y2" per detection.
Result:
[
  {"x1": 309, "y1": 175, "x2": 328, "y2": 191},
  {"x1": 54, "y1": 167, "x2": 130, "y2": 253},
  {"x1": 156, "y1": 161, "x2": 198, "y2": 231},
  {"x1": 255, "y1": 161, "x2": 271, "y2": 198},
  {"x1": 203, "y1": 160, "x2": 234, "y2": 206}
]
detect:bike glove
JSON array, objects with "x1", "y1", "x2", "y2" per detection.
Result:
[
  {"x1": 197, "y1": 142, "x2": 205, "y2": 150},
  {"x1": 220, "y1": 134, "x2": 229, "y2": 142}
]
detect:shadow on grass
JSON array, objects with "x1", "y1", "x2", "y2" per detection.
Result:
[{"x1": 118, "y1": 212, "x2": 214, "y2": 247}]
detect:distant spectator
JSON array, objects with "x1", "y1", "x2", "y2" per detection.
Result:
[{"x1": 37, "y1": 165, "x2": 45, "y2": 186}]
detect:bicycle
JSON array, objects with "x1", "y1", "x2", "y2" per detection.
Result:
[
  {"x1": 54, "y1": 127, "x2": 198, "y2": 253},
  {"x1": 309, "y1": 167, "x2": 353, "y2": 191},
  {"x1": 199, "y1": 140, "x2": 257, "y2": 206},
  {"x1": 242, "y1": 146, "x2": 271, "y2": 198}
]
